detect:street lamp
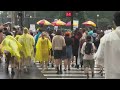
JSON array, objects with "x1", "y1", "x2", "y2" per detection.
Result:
[{"x1": 97, "y1": 14, "x2": 99, "y2": 27}]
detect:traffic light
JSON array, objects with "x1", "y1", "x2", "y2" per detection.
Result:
[{"x1": 66, "y1": 11, "x2": 72, "y2": 17}]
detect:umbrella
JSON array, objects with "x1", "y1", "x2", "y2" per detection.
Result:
[
  {"x1": 66, "y1": 21, "x2": 78, "y2": 26},
  {"x1": 52, "y1": 19, "x2": 66, "y2": 26},
  {"x1": 82, "y1": 20, "x2": 96, "y2": 27},
  {"x1": 37, "y1": 19, "x2": 51, "y2": 25}
]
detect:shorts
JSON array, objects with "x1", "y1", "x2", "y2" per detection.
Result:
[
  {"x1": 66, "y1": 46, "x2": 72, "y2": 59},
  {"x1": 83, "y1": 60, "x2": 95, "y2": 69},
  {"x1": 54, "y1": 50, "x2": 62, "y2": 59}
]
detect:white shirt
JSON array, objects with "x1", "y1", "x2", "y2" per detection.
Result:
[
  {"x1": 81, "y1": 42, "x2": 96, "y2": 60},
  {"x1": 95, "y1": 26, "x2": 120, "y2": 79}
]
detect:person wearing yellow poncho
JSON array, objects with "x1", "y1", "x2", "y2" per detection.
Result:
[
  {"x1": 35, "y1": 32, "x2": 52, "y2": 71},
  {"x1": 1, "y1": 35, "x2": 22, "y2": 61},
  {"x1": 1, "y1": 35, "x2": 22, "y2": 74},
  {"x1": 15, "y1": 30, "x2": 22, "y2": 41},
  {"x1": 18, "y1": 27, "x2": 35, "y2": 71}
]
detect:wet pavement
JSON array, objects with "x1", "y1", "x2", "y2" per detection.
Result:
[{"x1": 0, "y1": 61, "x2": 46, "y2": 79}]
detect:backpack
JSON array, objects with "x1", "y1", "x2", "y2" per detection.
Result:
[{"x1": 85, "y1": 42, "x2": 93, "y2": 55}]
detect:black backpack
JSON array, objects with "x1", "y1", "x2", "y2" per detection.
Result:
[{"x1": 85, "y1": 42, "x2": 93, "y2": 55}]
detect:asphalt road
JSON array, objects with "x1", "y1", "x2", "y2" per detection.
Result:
[{"x1": 0, "y1": 60, "x2": 46, "y2": 79}]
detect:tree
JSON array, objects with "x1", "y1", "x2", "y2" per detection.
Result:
[{"x1": 98, "y1": 18, "x2": 111, "y2": 30}]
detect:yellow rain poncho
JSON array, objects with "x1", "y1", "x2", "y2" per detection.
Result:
[
  {"x1": 18, "y1": 34, "x2": 35, "y2": 59},
  {"x1": 35, "y1": 37, "x2": 52, "y2": 62},
  {"x1": 15, "y1": 35, "x2": 21, "y2": 41},
  {"x1": 1, "y1": 35, "x2": 22, "y2": 61}
]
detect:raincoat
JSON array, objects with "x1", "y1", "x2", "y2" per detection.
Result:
[
  {"x1": 35, "y1": 37, "x2": 52, "y2": 62},
  {"x1": 1, "y1": 35, "x2": 22, "y2": 61},
  {"x1": 15, "y1": 35, "x2": 21, "y2": 41},
  {"x1": 18, "y1": 34, "x2": 35, "y2": 59},
  {"x1": 94, "y1": 26, "x2": 120, "y2": 79}
]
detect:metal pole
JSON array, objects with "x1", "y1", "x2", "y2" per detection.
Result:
[
  {"x1": 11, "y1": 11, "x2": 14, "y2": 27},
  {"x1": 1, "y1": 14, "x2": 3, "y2": 24},
  {"x1": 19, "y1": 11, "x2": 23, "y2": 31},
  {"x1": 28, "y1": 16, "x2": 30, "y2": 29},
  {"x1": 71, "y1": 11, "x2": 73, "y2": 31},
  {"x1": 34, "y1": 11, "x2": 36, "y2": 18}
]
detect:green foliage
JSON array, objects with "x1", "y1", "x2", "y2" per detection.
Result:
[{"x1": 98, "y1": 18, "x2": 111, "y2": 30}]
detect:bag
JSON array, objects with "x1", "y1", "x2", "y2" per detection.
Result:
[{"x1": 85, "y1": 42, "x2": 93, "y2": 55}]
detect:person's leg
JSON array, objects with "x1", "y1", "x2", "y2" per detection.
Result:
[
  {"x1": 54, "y1": 50, "x2": 59, "y2": 73},
  {"x1": 64, "y1": 47, "x2": 68, "y2": 71},
  {"x1": 11, "y1": 56, "x2": 15, "y2": 75},
  {"x1": 59, "y1": 59, "x2": 62, "y2": 74},
  {"x1": 64, "y1": 59, "x2": 67, "y2": 71},
  {"x1": 5, "y1": 52, "x2": 11, "y2": 73},
  {"x1": 55, "y1": 59, "x2": 59, "y2": 74},
  {"x1": 75, "y1": 55, "x2": 79, "y2": 69},
  {"x1": 51, "y1": 56, "x2": 54, "y2": 68},
  {"x1": 45, "y1": 60, "x2": 48, "y2": 70},
  {"x1": 71, "y1": 55, "x2": 74, "y2": 67},
  {"x1": 83, "y1": 60, "x2": 89, "y2": 79},
  {"x1": 68, "y1": 46, "x2": 72, "y2": 70},
  {"x1": 90, "y1": 60, "x2": 95, "y2": 78},
  {"x1": 41, "y1": 61, "x2": 44, "y2": 71},
  {"x1": 68, "y1": 58, "x2": 71, "y2": 70},
  {"x1": 59, "y1": 50, "x2": 63, "y2": 74},
  {"x1": 80, "y1": 53, "x2": 83, "y2": 68}
]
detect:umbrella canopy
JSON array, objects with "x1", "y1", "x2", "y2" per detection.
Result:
[
  {"x1": 37, "y1": 19, "x2": 51, "y2": 25},
  {"x1": 82, "y1": 20, "x2": 96, "y2": 27},
  {"x1": 66, "y1": 21, "x2": 78, "y2": 26},
  {"x1": 52, "y1": 19, "x2": 66, "y2": 26}
]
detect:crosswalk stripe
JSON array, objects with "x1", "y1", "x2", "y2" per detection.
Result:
[
  {"x1": 47, "y1": 78, "x2": 105, "y2": 79},
  {"x1": 40, "y1": 71, "x2": 105, "y2": 74},
  {"x1": 43, "y1": 74, "x2": 105, "y2": 77},
  {"x1": 35, "y1": 61, "x2": 105, "y2": 79},
  {"x1": 37, "y1": 67, "x2": 104, "y2": 70}
]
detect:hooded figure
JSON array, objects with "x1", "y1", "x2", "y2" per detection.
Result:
[
  {"x1": 1, "y1": 35, "x2": 22, "y2": 74},
  {"x1": 95, "y1": 11, "x2": 120, "y2": 79},
  {"x1": 35, "y1": 32, "x2": 52, "y2": 70},
  {"x1": 18, "y1": 27, "x2": 35, "y2": 71}
]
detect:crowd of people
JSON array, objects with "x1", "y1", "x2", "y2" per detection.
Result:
[
  {"x1": 0, "y1": 11, "x2": 120, "y2": 79},
  {"x1": 0, "y1": 23, "x2": 105, "y2": 78}
]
